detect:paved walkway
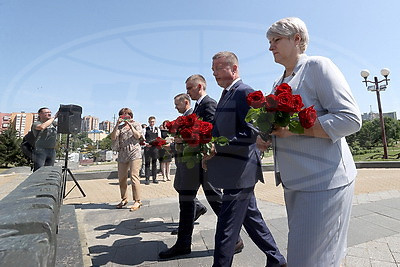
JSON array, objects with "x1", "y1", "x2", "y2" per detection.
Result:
[{"x1": 1, "y1": 164, "x2": 400, "y2": 266}]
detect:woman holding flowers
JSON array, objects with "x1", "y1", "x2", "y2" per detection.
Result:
[
  {"x1": 111, "y1": 107, "x2": 144, "y2": 211},
  {"x1": 258, "y1": 17, "x2": 362, "y2": 266}
]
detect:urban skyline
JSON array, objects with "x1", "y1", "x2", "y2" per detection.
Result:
[{"x1": 1, "y1": 1, "x2": 400, "y2": 127}]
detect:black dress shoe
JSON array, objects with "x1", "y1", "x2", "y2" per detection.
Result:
[
  {"x1": 234, "y1": 239, "x2": 244, "y2": 254},
  {"x1": 153, "y1": 179, "x2": 159, "y2": 184},
  {"x1": 145, "y1": 179, "x2": 150, "y2": 185},
  {"x1": 194, "y1": 206, "x2": 207, "y2": 221},
  {"x1": 170, "y1": 228, "x2": 178, "y2": 235},
  {"x1": 159, "y1": 244, "x2": 191, "y2": 259}
]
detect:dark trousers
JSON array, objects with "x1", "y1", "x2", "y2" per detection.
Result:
[
  {"x1": 213, "y1": 187, "x2": 286, "y2": 267},
  {"x1": 33, "y1": 148, "x2": 56, "y2": 172},
  {"x1": 144, "y1": 147, "x2": 158, "y2": 180},
  {"x1": 176, "y1": 179, "x2": 223, "y2": 247}
]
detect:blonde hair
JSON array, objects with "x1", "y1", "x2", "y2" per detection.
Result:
[
  {"x1": 212, "y1": 51, "x2": 239, "y2": 66},
  {"x1": 266, "y1": 17, "x2": 309, "y2": 53},
  {"x1": 186, "y1": 74, "x2": 207, "y2": 89}
]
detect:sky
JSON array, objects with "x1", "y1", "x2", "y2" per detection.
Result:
[{"x1": 1, "y1": 0, "x2": 399, "y2": 126}]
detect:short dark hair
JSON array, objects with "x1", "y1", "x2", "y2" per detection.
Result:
[
  {"x1": 174, "y1": 93, "x2": 191, "y2": 103},
  {"x1": 38, "y1": 107, "x2": 49, "y2": 113}
]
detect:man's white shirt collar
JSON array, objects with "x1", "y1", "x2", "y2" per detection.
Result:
[
  {"x1": 196, "y1": 94, "x2": 207, "y2": 105},
  {"x1": 225, "y1": 78, "x2": 241, "y2": 91}
]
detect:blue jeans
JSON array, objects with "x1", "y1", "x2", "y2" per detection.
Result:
[{"x1": 33, "y1": 148, "x2": 56, "y2": 171}]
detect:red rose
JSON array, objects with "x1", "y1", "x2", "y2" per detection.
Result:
[
  {"x1": 265, "y1": 94, "x2": 278, "y2": 111},
  {"x1": 276, "y1": 92, "x2": 294, "y2": 113},
  {"x1": 151, "y1": 137, "x2": 167, "y2": 149},
  {"x1": 186, "y1": 133, "x2": 201, "y2": 147},
  {"x1": 275, "y1": 83, "x2": 292, "y2": 95},
  {"x1": 175, "y1": 116, "x2": 189, "y2": 133},
  {"x1": 246, "y1": 90, "x2": 266, "y2": 109},
  {"x1": 197, "y1": 121, "x2": 213, "y2": 144},
  {"x1": 180, "y1": 127, "x2": 193, "y2": 141},
  {"x1": 185, "y1": 113, "x2": 198, "y2": 127},
  {"x1": 291, "y1": 94, "x2": 304, "y2": 112},
  {"x1": 166, "y1": 120, "x2": 179, "y2": 134},
  {"x1": 299, "y1": 106, "x2": 317, "y2": 129}
]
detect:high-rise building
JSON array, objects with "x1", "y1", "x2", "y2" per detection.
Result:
[
  {"x1": 0, "y1": 113, "x2": 12, "y2": 133},
  {"x1": 9, "y1": 112, "x2": 38, "y2": 137},
  {"x1": 99, "y1": 120, "x2": 113, "y2": 133},
  {"x1": 81, "y1": 115, "x2": 99, "y2": 132}
]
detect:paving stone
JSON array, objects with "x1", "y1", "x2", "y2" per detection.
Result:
[
  {"x1": 360, "y1": 213, "x2": 400, "y2": 233},
  {"x1": 366, "y1": 241, "x2": 395, "y2": 262},
  {"x1": 347, "y1": 245, "x2": 369, "y2": 258},
  {"x1": 370, "y1": 260, "x2": 398, "y2": 267},
  {"x1": 344, "y1": 255, "x2": 371, "y2": 267},
  {"x1": 348, "y1": 217, "x2": 397, "y2": 246},
  {"x1": 55, "y1": 205, "x2": 84, "y2": 267}
]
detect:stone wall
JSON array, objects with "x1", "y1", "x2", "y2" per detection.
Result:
[{"x1": 0, "y1": 166, "x2": 62, "y2": 266}]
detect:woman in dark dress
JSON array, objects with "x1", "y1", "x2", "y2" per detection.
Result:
[{"x1": 159, "y1": 120, "x2": 172, "y2": 181}]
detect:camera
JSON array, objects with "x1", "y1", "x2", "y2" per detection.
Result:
[{"x1": 120, "y1": 115, "x2": 131, "y2": 121}]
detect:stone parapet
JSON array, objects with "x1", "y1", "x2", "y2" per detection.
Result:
[{"x1": 0, "y1": 166, "x2": 65, "y2": 267}]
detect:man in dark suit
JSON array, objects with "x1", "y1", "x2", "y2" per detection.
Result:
[
  {"x1": 159, "y1": 83, "x2": 243, "y2": 259},
  {"x1": 144, "y1": 116, "x2": 161, "y2": 185},
  {"x1": 203, "y1": 52, "x2": 286, "y2": 267}
]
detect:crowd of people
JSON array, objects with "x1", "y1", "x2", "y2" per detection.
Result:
[{"x1": 32, "y1": 17, "x2": 362, "y2": 267}]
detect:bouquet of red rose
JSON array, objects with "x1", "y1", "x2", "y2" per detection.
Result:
[
  {"x1": 166, "y1": 113, "x2": 228, "y2": 168},
  {"x1": 245, "y1": 83, "x2": 317, "y2": 142},
  {"x1": 150, "y1": 137, "x2": 167, "y2": 149}
]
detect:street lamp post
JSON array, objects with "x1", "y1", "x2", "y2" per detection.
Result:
[{"x1": 360, "y1": 68, "x2": 390, "y2": 159}]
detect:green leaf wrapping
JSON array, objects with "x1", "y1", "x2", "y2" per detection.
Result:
[
  {"x1": 274, "y1": 111, "x2": 290, "y2": 127},
  {"x1": 256, "y1": 112, "x2": 275, "y2": 133},
  {"x1": 245, "y1": 108, "x2": 262, "y2": 124}
]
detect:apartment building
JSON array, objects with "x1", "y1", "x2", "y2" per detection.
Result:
[
  {"x1": 0, "y1": 113, "x2": 12, "y2": 133},
  {"x1": 81, "y1": 115, "x2": 99, "y2": 132},
  {"x1": 99, "y1": 120, "x2": 113, "y2": 133},
  {"x1": 9, "y1": 112, "x2": 38, "y2": 137}
]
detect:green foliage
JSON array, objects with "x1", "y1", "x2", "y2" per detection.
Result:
[
  {"x1": 288, "y1": 113, "x2": 304, "y2": 134},
  {"x1": 0, "y1": 128, "x2": 29, "y2": 167},
  {"x1": 245, "y1": 108, "x2": 275, "y2": 133},
  {"x1": 99, "y1": 134, "x2": 112, "y2": 150},
  {"x1": 211, "y1": 136, "x2": 229, "y2": 146},
  {"x1": 274, "y1": 111, "x2": 290, "y2": 127},
  {"x1": 181, "y1": 145, "x2": 201, "y2": 169},
  {"x1": 348, "y1": 117, "x2": 400, "y2": 155}
]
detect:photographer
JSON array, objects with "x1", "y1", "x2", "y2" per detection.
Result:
[
  {"x1": 32, "y1": 107, "x2": 58, "y2": 172},
  {"x1": 111, "y1": 108, "x2": 143, "y2": 211}
]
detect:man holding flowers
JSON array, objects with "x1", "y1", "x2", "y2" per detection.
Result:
[
  {"x1": 159, "y1": 92, "x2": 242, "y2": 259},
  {"x1": 203, "y1": 51, "x2": 286, "y2": 267}
]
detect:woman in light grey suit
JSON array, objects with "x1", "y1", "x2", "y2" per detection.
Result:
[{"x1": 259, "y1": 17, "x2": 362, "y2": 266}]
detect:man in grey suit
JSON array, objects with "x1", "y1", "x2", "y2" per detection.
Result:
[{"x1": 203, "y1": 52, "x2": 286, "y2": 267}]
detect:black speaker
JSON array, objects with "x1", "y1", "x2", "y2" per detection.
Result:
[{"x1": 57, "y1": 104, "x2": 82, "y2": 134}]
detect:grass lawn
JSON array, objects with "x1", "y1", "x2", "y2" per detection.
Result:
[{"x1": 353, "y1": 147, "x2": 400, "y2": 161}]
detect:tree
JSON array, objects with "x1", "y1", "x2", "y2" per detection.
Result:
[
  {"x1": 99, "y1": 134, "x2": 112, "y2": 150},
  {"x1": 347, "y1": 118, "x2": 400, "y2": 154},
  {"x1": 0, "y1": 128, "x2": 28, "y2": 167}
]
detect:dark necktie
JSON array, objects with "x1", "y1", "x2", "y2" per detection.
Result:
[
  {"x1": 194, "y1": 102, "x2": 199, "y2": 112},
  {"x1": 219, "y1": 89, "x2": 228, "y2": 102}
]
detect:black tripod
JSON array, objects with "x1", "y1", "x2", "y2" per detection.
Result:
[{"x1": 61, "y1": 134, "x2": 86, "y2": 201}]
